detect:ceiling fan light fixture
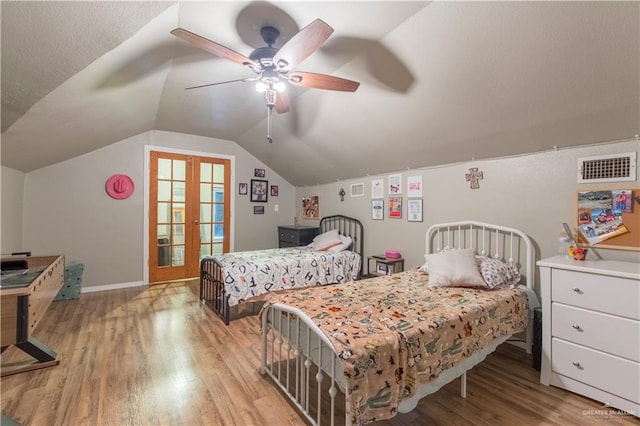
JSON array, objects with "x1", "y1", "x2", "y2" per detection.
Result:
[
  {"x1": 273, "y1": 81, "x2": 286, "y2": 93},
  {"x1": 256, "y1": 81, "x2": 268, "y2": 93}
]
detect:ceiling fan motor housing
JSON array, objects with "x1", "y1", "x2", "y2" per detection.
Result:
[
  {"x1": 249, "y1": 46, "x2": 278, "y2": 67},
  {"x1": 249, "y1": 26, "x2": 282, "y2": 67}
]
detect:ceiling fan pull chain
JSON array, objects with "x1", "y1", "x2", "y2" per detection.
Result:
[
  {"x1": 267, "y1": 104, "x2": 273, "y2": 144},
  {"x1": 265, "y1": 88, "x2": 277, "y2": 143}
]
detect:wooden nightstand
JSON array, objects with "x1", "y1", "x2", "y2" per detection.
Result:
[
  {"x1": 277, "y1": 226, "x2": 319, "y2": 248},
  {"x1": 366, "y1": 255, "x2": 405, "y2": 277}
]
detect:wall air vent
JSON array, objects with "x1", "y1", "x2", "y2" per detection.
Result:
[
  {"x1": 350, "y1": 183, "x2": 364, "y2": 197},
  {"x1": 577, "y1": 152, "x2": 636, "y2": 183}
]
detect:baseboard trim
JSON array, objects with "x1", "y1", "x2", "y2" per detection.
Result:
[{"x1": 81, "y1": 281, "x2": 146, "y2": 294}]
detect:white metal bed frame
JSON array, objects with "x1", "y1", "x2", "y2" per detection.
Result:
[{"x1": 260, "y1": 221, "x2": 535, "y2": 426}]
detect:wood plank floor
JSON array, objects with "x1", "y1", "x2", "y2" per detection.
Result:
[{"x1": 1, "y1": 280, "x2": 638, "y2": 426}]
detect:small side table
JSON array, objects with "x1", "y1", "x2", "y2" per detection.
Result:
[{"x1": 366, "y1": 255, "x2": 405, "y2": 277}]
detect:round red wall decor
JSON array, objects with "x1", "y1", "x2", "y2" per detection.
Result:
[{"x1": 105, "y1": 174, "x2": 135, "y2": 199}]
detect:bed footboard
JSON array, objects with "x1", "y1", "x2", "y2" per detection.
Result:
[
  {"x1": 200, "y1": 257, "x2": 231, "y2": 325},
  {"x1": 261, "y1": 303, "x2": 350, "y2": 426}
]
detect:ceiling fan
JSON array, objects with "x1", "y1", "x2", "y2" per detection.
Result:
[{"x1": 171, "y1": 19, "x2": 360, "y2": 142}]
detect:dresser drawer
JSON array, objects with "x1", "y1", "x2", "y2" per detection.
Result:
[
  {"x1": 279, "y1": 228, "x2": 300, "y2": 243},
  {"x1": 552, "y1": 303, "x2": 640, "y2": 362},
  {"x1": 277, "y1": 226, "x2": 319, "y2": 248},
  {"x1": 551, "y1": 269, "x2": 639, "y2": 320},
  {"x1": 552, "y1": 338, "x2": 640, "y2": 404}
]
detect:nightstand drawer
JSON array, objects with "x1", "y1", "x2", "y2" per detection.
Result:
[
  {"x1": 551, "y1": 269, "x2": 639, "y2": 319},
  {"x1": 552, "y1": 338, "x2": 640, "y2": 403},
  {"x1": 552, "y1": 303, "x2": 640, "y2": 362}
]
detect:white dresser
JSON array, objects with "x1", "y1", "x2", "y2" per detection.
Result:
[{"x1": 538, "y1": 256, "x2": 640, "y2": 417}]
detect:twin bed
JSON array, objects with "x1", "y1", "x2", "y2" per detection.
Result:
[
  {"x1": 258, "y1": 221, "x2": 537, "y2": 425},
  {"x1": 199, "y1": 215, "x2": 364, "y2": 325}
]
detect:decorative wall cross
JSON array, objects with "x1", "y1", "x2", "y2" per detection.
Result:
[{"x1": 465, "y1": 168, "x2": 483, "y2": 189}]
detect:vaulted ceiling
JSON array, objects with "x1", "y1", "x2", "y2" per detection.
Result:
[{"x1": 2, "y1": 1, "x2": 638, "y2": 186}]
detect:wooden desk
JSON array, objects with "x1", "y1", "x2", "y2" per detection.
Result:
[{"x1": 1, "y1": 254, "x2": 64, "y2": 376}]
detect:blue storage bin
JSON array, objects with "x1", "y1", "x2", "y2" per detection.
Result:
[{"x1": 54, "y1": 262, "x2": 84, "y2": 301}]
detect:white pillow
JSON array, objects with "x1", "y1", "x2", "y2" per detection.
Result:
[
  {"x1": 328, "y1": 235, "x2": 353, "y2": 252},
  {"x1": 424, "y1": 248, "x2": 487, "y2": 288},
  {"x1": 419, "y1": 246, "x2": 456, "y2": 272},
  {"x1": 313, "y1": 229, "x2": 343, "y2": 251}
]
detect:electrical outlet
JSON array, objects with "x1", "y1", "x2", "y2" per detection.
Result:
[{"x1": 274, "y1": 204, "x2": 279, "y2": 212}]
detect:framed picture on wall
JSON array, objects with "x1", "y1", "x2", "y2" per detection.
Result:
[
  {"x1": 271, "y1": 185, "x2": 279, "y2": 196},
  {"x1": 388, "y1": 196, "x2": 402, "y2": 218},
  {"x1": 253, "y1": 205, "x2": 265, "y2": 215},
  {"x1": 302, "y1": 196, "x2": 320, "y2": 219},
  {"x1": 239, "y1": 182, "x2": 248, "y2": 195},
  {"x1": 407, "y1": 199, "x2": 423, "y2": 222},
  {"x1": 372, "y1": 199, "x2": 384, "y2": 220},
  {"x1": 251, "y1": 179, "x2": 268, "y2": 202},
  {"x1": 254, "y1": 168, "x2": 265, "y2": 178}
]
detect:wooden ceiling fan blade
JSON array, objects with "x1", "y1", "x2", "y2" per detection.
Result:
[
  {"x1": 185, "y1": 78, "x2": 256, "y2": 90},
  {"x1": 171, "y1": 28, "x2": 258, "y2": 69},
  {"x1": 274, "y1": 91, "x2": 290, "y2": 114},
  {"x1": 272, "y1": 19, "x2": 333, "y2": 71},
  {"x1": 289, "y1": 72, "x2": 360, "y2": 92}
]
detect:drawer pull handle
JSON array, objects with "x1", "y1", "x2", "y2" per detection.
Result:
[
  {"x1": 572, "y1": 362, "x2": 583, "y2": 369},
  {"x1": 572, "y1": 287, "x2": 582, "y2": 293},
  {"x1": 572, "y1": 324, "x2": 582, "y2": 331}
]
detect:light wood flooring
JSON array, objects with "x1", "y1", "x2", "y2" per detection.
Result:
[{"x1": 1, "y1": 280, "x2": 638, "y2": 426}]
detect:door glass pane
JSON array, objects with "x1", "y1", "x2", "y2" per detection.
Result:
[
  {"x1": 158, "y1": 181, "x2": 171, "y2": 202},
  {"x1": 201, "y1": 163, "x2": 212, "y2": 183},
  {"x1": 157, "y1": 225, "x2": 171, "y2": 241},
  {"x1": 200, "y1": 183, "x2": 212, "y2": 202},
  {"x1": 213, "y1": 224, "x2": 224, "y2": 241},
  {"x1": 200, "y1": 204, "x2": 212, "y2": 223},
  {"x1": 173, "y1": 225, "x2": 185, "y2": 244},
  {"x1": 213, "y1": 204, "x2": 223, "y2": 222},
  {"x1": 172, "y1": 246, "x2": 185, "y2": 266},
  {"x1": 157, "y1": 224, "x2": 171, "y2": 268},
  {"x1": 213, "y1": 164, "x2": 224, "y2": 183},
  {"x1": 213, "y1": 185, "x2": 224, "y2": 202},
  {"x1": 158, "y1": 159, "x2": 171, "y2": 179},
  {"x1": 158, "y1": 203, "x2": 171, "y2": 223},
  {"x1": 172, "y1": 204, "x2": 185, "y2": 222},
  {"x1": 173, "y1": 182, "x2": 185, "y2": 202},
  {"x1": 212, "y1": 243, "x2": 224, "y2": 255},
  {"x1": 173, "y1": 160, "x2": 186, "y2": 181},
  {"x1": 200, "y1": 244, "x2": 212, "y2": 257},
  {"x1": 200, "y1": 224, "x2": 212, "y2": 243}
]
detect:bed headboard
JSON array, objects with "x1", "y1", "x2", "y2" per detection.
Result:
[
  {"x1": 426, "y1": 221, "x2": 535, "y2": 290},
  {"x1": 319, "y1": 214, "x2": 364, "y2": 273},
  {"x1": 426, "y1": 221, "x2": 536, "y2": 353}
]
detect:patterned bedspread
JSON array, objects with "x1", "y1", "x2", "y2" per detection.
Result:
[
  {"x1": 261, "y1": 269, "x2": 529, "y2": 425},
  {"x1": 210, "y1": 247, "x2": 361, "y2": 307}
]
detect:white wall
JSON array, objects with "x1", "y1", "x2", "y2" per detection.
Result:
[
  {"x1": 296, "y1": 140, "x2": 640, "y2": 293},
  {"x1": 21, "y1": 130, "x2": 296, "y2": 290},
  {"x1": 1, "y1": 165, "x2": 25, "y2": 253}
]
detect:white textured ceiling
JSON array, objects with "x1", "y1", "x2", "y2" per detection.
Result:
[{"x1": 1, "y1": 1, "x2": 639, "y2": 186}]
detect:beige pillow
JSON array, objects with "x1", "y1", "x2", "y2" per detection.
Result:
[
  {"x1": 425, "y1": 248, "x2": 487, "y2": 288},
  {"x1": 312, "y1": 229, "x2": 343, "y2": 251}
]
